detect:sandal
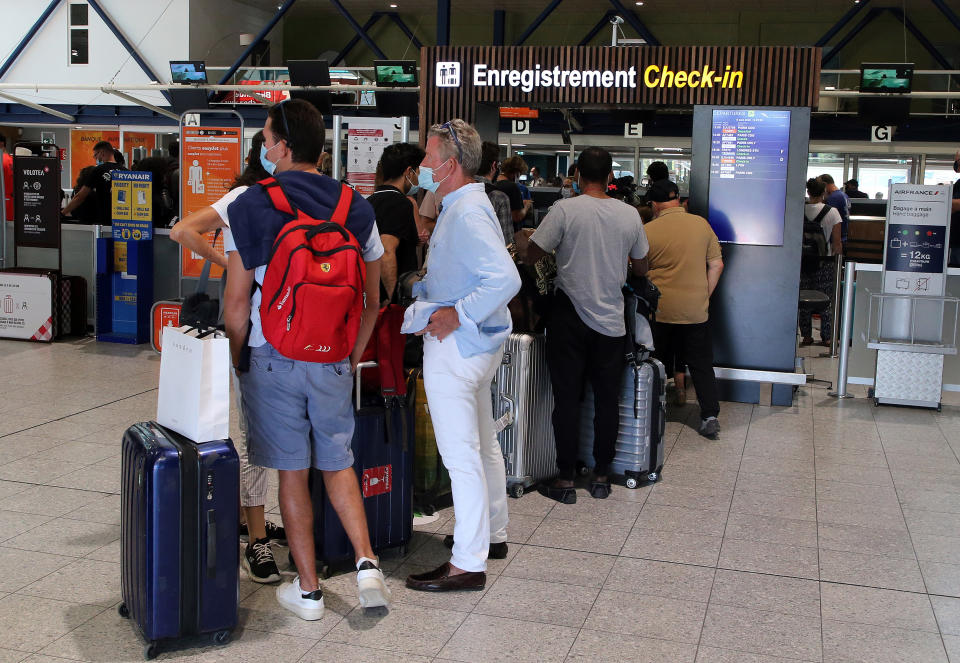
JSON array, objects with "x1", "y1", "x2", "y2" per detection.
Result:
[
  {"x1": 589, "y1": 481, "x2": 611, "y2": 500},
  {"x1": 537, "y1": 483, "x2": 577, "y2": 504}
]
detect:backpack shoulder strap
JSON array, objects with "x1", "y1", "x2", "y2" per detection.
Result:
[
  {"x1": 813, "y1": 205, "x2": 831, "y2": 225},
  {"x1": 330, "y1": 183, "x2": 354, "y2": 227},
  {"x1": 258, "y1": 176, "x2": 297, "y2": 216}
]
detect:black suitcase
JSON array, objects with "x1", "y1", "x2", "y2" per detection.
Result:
[
  {"x1": 56, "y1": 274, "x2": 88, "y2": 337},
  {"x1": 118, "y1": 422, "x2": 239, "y2": 660},
  {"x1": 311, "y1": 362, "x2": 415, "y2": 575}
]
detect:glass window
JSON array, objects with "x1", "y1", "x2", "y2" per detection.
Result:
[
  {"x1": 638, "y1": 155, "x2": 691, "y2": 194},
  {"x1": 70, "y1": 3, "x2": 88, "y2": 26},
  {"x1": 806, "y1": 152, "x2": 844, "y2": 189},
  {"x1": 857, "y1": 156, "x2": 912, "y2": 200},
  {"x1": 70, "y1": 29, "x2": 88, "y2": 65},
  {"x1": 924, "y1": 160, "x2": 959, "y2": 187}
]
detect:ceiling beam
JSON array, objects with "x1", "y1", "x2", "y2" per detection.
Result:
[{"x1": 0, "y1": 92, "x2": 75, "y2": 121}]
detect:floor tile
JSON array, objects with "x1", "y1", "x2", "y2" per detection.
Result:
[
  {"x1": 694, "y1": 646, "x2": 817, "y2": 662},
  {"x1": 437, "y1": 613, "x2": 578, "y2": 663},
  {"x1": 897, "y1": 487, "x2": 960, "y2": 514},
  {"x1": 544, "y1": 494, "x2": 643, "y2": 525},
  {"x1": 818, "y1": 522, "x2": 916, "y2": 559},
  {"x1": 84, "y1": 538, "x2": 121, "y2": 564},
  {"x1": 700, "y1": 603, "x2": 821, "y2": 661},
  {"x1": 921, "y1": 561, "x2": 960, "y2": 597},
  {"x1": 913, "y1": 533, "x2": 960, "y2": 565},
  {"x1": 718, "y1": 538, "x2": 819, "y2": 580},
  {"x1": 585, "y1": 590, "x2": 709, "y2": 644},
  {"x1": 323, "y1": 601, "x2": 466, "y2": 658},
  {"x1": 474, "y1": 575, "x2": 599, "y2": 627},
  {"x1": 300, "y1": 641, "x2": 431, "y2": 663},
  {"x1": 18, "y1": 558, "x2": 120, "y2": 608},
  {"x1": 0, "y1": 593, "x2": 103, "y2": 652},
  {"x1": 0, "y1": 456, "x2": 75, "y2": 485},
  {"x1": 729, "y1": 489, "x2": 816, "y2": 521},
  {"x1": 816, "y1": 463, "x2": 894, "y2": 486},
  {"x1": 239, "y1": 583, "x2": 342, "y2": 640},
  {"x1": 816, "y1": 480, "x2": 900, "y2": 507},
  {"x1": 501, "y1": 545, "x2": 615, "y2": 588},
  {"x1": 817, "y1": 498, "x2": 907, "y2": 531},
  {"x1": 566, "y1": 628, "x2": 698, "y2": 662},
  {"x1": 3, "y1": 518, "x2": 120, "y2": 557},
  {"x1": 621, "y1": 528, "x2": 722, "y2": 567},
  {"x1": 735, "y1": 473, "x2": 815, "y2": 498},
  {"x1": 638, "y1": 503, "x2": 728, "y2": 537},
  {"x1": 932, "y1": 596, "x2": 960, "y2": 636},
  {"x1": 47, "y1": 463, "x2": 120, "y2": 495},
  {"x1": 440, "y1": 512, "x2": 543, "y2": 545},
  {"x1": 904, "y1": 509, "x2": 960, "y2": 537},
  {"x1": 384, "y1": 563, "x2": 489, "y2": 613},
  {"x1": 646, "y1": 484, "x2": 733, "y2": 512},
  {"x1": 62, "y1": 495, "x2": 121, "y2": 526},
  {"x1": 0, "y1": 547, "x2": 77, "y2": 593},
  {"x1": 821, "y1": 618, "x2": 948, "y2": 663},
  {"x1": 606, "y1": 557, "x2": 715, "y2": 602},
  {"x1": 724, "y1": 512, "x2": 818, "y2": 548},
  {"x1": 0, "y1": 481, "x2": 32, "y2": 501},
  {"x1": 709, "y1": 569, "x2": 820, "y2": 617},
  {"x1": 0, "y1": 485, "x2": 106, "y2": 518},
  {"x1": 505, "y1": 491, "x2": 557, "y2": 518},
  {"x1": 738, "y1": 455, "x2": 814, "y2": 479},
  {"x1": 0, "y1": 510, "x2": 55, "y2": 544},
  {"x1": 527, "y1": 518, "x2": 630, "y2": 555},
  {"x1": 820, "y1": 582, "x2": 939, "y2": 632},
  {"x1": 819, "y1": 548, "x2": 926, "y2": 592}
]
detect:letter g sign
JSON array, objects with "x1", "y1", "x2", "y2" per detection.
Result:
[{"x1": 871, "y1": 125, "x2": 893, "y2": 142}]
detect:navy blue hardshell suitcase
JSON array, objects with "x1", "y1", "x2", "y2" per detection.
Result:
[
  {"x1": 119, "y1": 422, "x2": 239, "y2": 660},
  {"x1": 311, "y1": 363, "x2": 415, "y2": 574}
]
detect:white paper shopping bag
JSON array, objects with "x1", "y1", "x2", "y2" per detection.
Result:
[{"x1": 157, "y1": 326, "x2": 230, "y2": 442}]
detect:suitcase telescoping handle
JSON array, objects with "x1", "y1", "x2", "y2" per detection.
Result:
[{"x1": 355, "y1": 361, "x2": 378, "y2": 409}]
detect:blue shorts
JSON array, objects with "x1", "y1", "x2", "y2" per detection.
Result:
[{"x1": 238, "y1": 343, "x2": 355, "y2": 471}]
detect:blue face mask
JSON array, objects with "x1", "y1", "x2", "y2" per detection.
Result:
[
  {"x1": 260, "y1": 142, "x2": 280, "y2": 176},
  {"x1": 572, "y1": 179, "x2": 581, "y2": 195},
  {"x1": 417, "y1": 159, "x2": 452, "y2": 194},
  {"x1": 405, "y1": 171, "x2": 420, "y2": 196}
]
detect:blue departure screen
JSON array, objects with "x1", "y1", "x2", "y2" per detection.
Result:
[{"x1": 708, "y1": 109, "x2": 791, "y2": 246}]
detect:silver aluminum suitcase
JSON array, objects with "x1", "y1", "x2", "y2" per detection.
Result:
[
  {"x1": 492, "y1": 333, "x2": 556, "y2": 498},
  {"x1": 578, "y1": 357, "x2": 666, "y2": 488}
]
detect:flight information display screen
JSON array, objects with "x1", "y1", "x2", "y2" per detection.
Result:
[{"x1": 708, "y1": 109, "x2": 791, "y2": 246}]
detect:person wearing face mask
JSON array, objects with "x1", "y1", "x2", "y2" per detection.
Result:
[
  {"x1": 61, "y1": 141, "x2": 126, "y2": 223},
  {"x1": 401, "y1": 119, "x2": 521, "y2": 593},
  {"x1": 367, "y1": 142, "x2": 425, "y2": 303}
]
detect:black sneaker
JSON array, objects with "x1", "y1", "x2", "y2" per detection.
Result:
[
  {"x1": 698, "y1": 416, "x2": 720, "y2": 439},
  {"x1": 242, "y1": 538, "x2": 281, "y2": 584},
  {"x1": 239, "y1": 520, "x2": 287, "y2": 545}
]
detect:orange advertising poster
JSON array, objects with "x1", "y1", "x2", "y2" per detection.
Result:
[
  {"x1": 69, "y1": 129, "x2": 120, "y2": 186},
  {"x1": 180, "y1": 126, "x2": 243, "y2": 278},
  {"x1": 122, "y1": 132, "x2": 158, "y2": 164}
]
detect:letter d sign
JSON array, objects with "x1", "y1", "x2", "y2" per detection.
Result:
[
  {"x1": 512, "y1": 120, "x2": 529, "y2": 135},
  {"x1": 871, "y1": 125, "x2": 892, "y2": 142}
]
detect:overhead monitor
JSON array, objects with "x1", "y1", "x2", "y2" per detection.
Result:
[
  {"x1": 707, "y1": 108, "x2": 791, "y2": 246},
  {"x1": 170, "y1": 61, "x2": 207, "y2": 84},
  {"x1": 374, "y1": 60, "x2": 418, "y2": 88},
  {"x1": 287, "y1": 59, "x2": 333, "y2": 114},
  {"x1": 860, "y1": 63, "x2": 913, "y2": 94}
]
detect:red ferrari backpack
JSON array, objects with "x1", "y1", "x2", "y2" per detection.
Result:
[{"x1": 258, "y1": 177, "x2": 366, "y2": 363}]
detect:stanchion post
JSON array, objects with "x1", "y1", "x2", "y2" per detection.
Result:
[
  {"x1": 829, "y1": 260, "x2": 856, "y2": 398},
  {"x1": 830, "y1": 253, "x2": 843, "y2": 357},
  {"x1": 331, "y1": 115, "x2": 343, "y2": 181},
  {"x1": 400, "y1": 116, "x2": 410, "y2": 144}
]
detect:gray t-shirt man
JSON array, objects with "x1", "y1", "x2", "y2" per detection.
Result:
[{"x1": 531, "y1": 195, "x2": 649, "y2": 336}]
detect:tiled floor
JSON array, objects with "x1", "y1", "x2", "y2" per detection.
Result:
[{"x1": 1, "y1": 337, "x2": 960, "y2": 661}]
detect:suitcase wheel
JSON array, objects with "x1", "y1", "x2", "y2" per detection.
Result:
[
  {"x1": 625, "y1": 477, "x2": 639, "y2": 489},
  {"x1": 144, "y1": 643, "x2": 160, "y2": 660},
  {"x1": 646, "y1": 471, "x2": 660, "y2": 484},
  {"x1": 508, "y1": 484, "x2": 525, "y2": 499},
  {"x1": 117, "y1": 603, "x2": 130, "y2": 619},
  {"x1": 576, "y1": 461, "x2": 590, "y2": 477},
  {"x1": 213, "y1": 630, "x2": 231, "y2": 646}
]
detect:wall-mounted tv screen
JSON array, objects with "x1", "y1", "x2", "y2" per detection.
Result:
[
  {"x1": 170, "y1": 61, "x2": 207, "y2": 84},
  {"x1": 860, "y1": 63, "x2": 913, "y2": 93},
  {"x1": 707, "y1": 108, "x2": 791, "y2": 246},
  {"x1": 374, "y1": 60, "x2": 418, "y2": 88}
]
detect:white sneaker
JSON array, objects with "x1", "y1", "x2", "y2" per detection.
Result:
[
  {"x1": 275, "y1": 576, "x2": 324, "y2": 621},
  {"x1": 356, "y1": 557, "x2": 391, "y2": 608}
]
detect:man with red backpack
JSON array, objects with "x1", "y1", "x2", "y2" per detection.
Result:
[{"x1": 221, "y1": 99, "x2": 390, "y2": 620}]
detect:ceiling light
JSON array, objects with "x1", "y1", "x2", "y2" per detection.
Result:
[
  {"x1": 389, "y1": 2, "x2": 398, "y2": 6},
  {"x1": 635, "y1": 1, "x2": 644, "y2": 5}
]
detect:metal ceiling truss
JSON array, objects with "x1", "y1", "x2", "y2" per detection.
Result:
[{"x1": 333, "y1": 11, "x2": 423, "y2": 65}]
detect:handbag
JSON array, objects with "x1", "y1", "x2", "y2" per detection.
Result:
[
  {"x1": 156, "y1": 325, "x2": 231, "y2": 443},
  {"x1": 180, "y1": 229, "x2": 225, "y2": 331}
]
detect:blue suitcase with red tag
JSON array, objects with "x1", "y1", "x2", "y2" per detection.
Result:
[
  {"x1": 118, "y1": 422, "x2": 239, "y2": 660},
  {"x1": 310, "y1": 363, "x2": 414, "y2": 575}
]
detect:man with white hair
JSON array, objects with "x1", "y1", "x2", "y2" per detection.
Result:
[{"x1": 402, "y1": 119, "x2": 521, "y2": 592}]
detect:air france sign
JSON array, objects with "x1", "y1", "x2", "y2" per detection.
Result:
[{"x1": 437, "y1": 61, "x2": 745, "y2": 92}]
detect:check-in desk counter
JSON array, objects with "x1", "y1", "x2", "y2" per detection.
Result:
[
  {"x1": 846, "y1": 200, "x2": 886, "y2": 264},
  {"x1": 847, "y1": 262, "x2": 960, "y2": 392},
  {"x1": 3, "y1": 221, "x2": 181, "y2": 328}
]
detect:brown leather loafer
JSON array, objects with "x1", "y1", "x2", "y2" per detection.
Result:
[{"x1": 405, "y1": 562, "x2": 486, "y2": 592}]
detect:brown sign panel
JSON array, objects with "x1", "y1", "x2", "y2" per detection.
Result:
[{"x1": 420, "y1": 45, "x2": 821, "y2": 129}]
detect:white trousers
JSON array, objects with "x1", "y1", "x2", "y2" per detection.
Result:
[{"x1": 423, "y1": 335, "x2": 508, "y2": 573}]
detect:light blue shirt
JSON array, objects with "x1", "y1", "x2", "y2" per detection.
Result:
[{"x1": 401, "y1": 183, "x2": 521, "y2": 357}]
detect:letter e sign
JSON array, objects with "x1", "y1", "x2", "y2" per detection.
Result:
[
  {"x1": 624, "y1": 123, "x2": 643, "y2": 138},
  {"x1": 511, "y1": 119, "x2": 529, "y2": 135}
]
